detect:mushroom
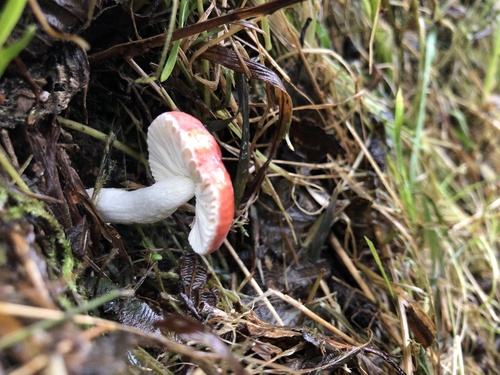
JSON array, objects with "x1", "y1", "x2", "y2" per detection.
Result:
[{"x1": 87, "y1": 112, "x2": 234, "y2": 255}]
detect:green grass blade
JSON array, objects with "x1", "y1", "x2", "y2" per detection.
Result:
[
  {"x1": 0, "y1": 0, "x2": 28, "y2": 48},
  {"x1": 365, "y1": 236, "x2": 394, "y2": 299},
  {"x1": 0, "y1": 24, "x2": 35, "y2": 77},
  {"x1": 160, "y1": 39, "x2": 181, "y2": 82},
  {"x1": 160, "y1": 0, "x2": 189, "y2": 82},
  {"x1": 392, "y1": 88, "x2": 416, "y2": 221},
  {"x1": 409, "y1": 27, "x2": 437, "y2": 185},
  {"x1": 423, "y1": 197, "x2": 443, "y2": 280},
  {"x1": 394, "y1": 88, "x2": 404, "y2": 172},
  {"x1": 482, "y1": 20, "x2": 500, "y2": 103}
]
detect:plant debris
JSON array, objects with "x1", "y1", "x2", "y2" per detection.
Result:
[{"x1": 0, "y1": 0, "x2": 499, "y2": 374}]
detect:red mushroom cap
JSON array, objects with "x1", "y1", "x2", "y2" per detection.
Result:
[{"x1": 147, "y1": 112, "x2": 234, "y2": 255}]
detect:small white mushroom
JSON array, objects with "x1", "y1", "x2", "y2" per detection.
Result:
[{"x1": 87, "y1": 112, "x2": 234, "y2": 255}]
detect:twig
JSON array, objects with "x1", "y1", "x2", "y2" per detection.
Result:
[
  {"x1": 269, "y1": 289, "x2": 359, "y2": 345},
  {"x1": 224, "y1": 239, "x2": 284, "y2": 326}
]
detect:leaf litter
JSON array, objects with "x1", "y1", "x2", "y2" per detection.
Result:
[{"x1": 0, "y1": 0, "x2": 499, "y2": 374}]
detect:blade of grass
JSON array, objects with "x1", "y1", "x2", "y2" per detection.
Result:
[
  {"x1": 422, "y1": 197, "x2": 443, "y2": 281},
  {"x1": 392, "y1": 87, "x2": 416, "y2": 222},
  {"x1": 255, "y1": 0, "x2": 272, "y2": 50},
  {"x1": 482, "y1": 19, "x2": 500, "y2": 103},
  {"x1": 160, "y1": 0, "x2": 189, "y2": 82},
  {"x1": 0, "y1": 24, "x2": 35, "y2": 77},
  {"x1": 365, "y1": 236, "x2": 395, "y2": 299},
  {"x1": 368, "y1": 0, "x2": 381, "y2": 73},
  {"x1": 409, "y1": 26, "x2": 437, "y2": 184},
  {"x1": 0, "y1": 0, "x2": 28, "y2": 48},
  {"x1": 160, "y1": 40, "x2": 182, "y2": 82},
  {"x1": 0, "y1": 145, "x2": 31, "y2": 193}
]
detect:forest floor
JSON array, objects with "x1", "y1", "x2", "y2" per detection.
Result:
[{"x1": 0, "y1": 1, "x2": 499, "y2": 374}]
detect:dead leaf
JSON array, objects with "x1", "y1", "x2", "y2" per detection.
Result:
[
  {"x1": 156, "y1": 314, "x2": 248, "y2": 375},
  {"x1": 403, "y1": 295, "x2": 436, "y2": 348}
]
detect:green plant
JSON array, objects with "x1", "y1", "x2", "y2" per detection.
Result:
[{"x1": 0, "y1": 0, "x2": 35, "y2": 77}]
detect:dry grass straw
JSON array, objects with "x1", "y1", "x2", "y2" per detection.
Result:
[
  {"x1": 2, "y1": 0, "x2": 499, "y2": 374},
  {"x1": 232, "y1": 1, "x2": 499, "y2": 374},
  {"x1": 88, "y1": 0, "x2": 500, "y2": 372}
]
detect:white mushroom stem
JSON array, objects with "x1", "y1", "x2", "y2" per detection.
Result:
[
  {"x1": 86, "y1": 176, "x2": 195, "y2": 224},
  {"x1": 87, "y1": 112, "x2": 234, "y2": 255}
]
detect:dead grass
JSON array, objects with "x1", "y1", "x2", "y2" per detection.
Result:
[{"x1": 0, "y1": 0, "x2": 499, "y2": 374}]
